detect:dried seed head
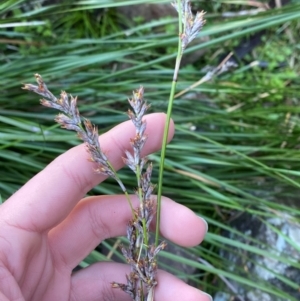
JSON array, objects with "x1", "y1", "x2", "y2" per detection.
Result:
[
  {"x1": 123, "y1": 86, "x2": 150, "y2": 176},
  {"x1": 24, "y1": 74, "x2": 117, "y2": 180},
  {"x1": 23, "y1": 74, "x2": 57, "y2": 100},
  {"x1": 172, "y1": 0, "x2": 206, "y2": 50}
]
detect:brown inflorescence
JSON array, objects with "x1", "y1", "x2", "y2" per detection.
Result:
[{"x1": 23, "y1": 75, "x2": 165, "y2": 301}]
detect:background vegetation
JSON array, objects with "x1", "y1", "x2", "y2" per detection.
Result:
[{"x1": 1, "y1": 0, "x2": 300, "y2": 300}]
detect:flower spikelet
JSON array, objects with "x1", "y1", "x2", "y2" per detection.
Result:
[
  {"x1": 172, "y1": 0, "x2": 206, "y2": 50},
  {"x1": 123, "y1": 86, "x2": 150, "y2": 173},
  {"x1": 113, "y1": 198, "x2": 163, "y2": 301},
  {"x1": 23, "y1": 74, "x2": 116, "y2": 180},
  {"x1": 114, "y1": 86, "x2": 165, "y2": 301}
]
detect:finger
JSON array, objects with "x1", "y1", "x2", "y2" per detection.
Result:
[
  {"x1": 70, "y1": 262, "x2": 212, "y2": 301},
  {"x1": 3, "y1": 113, "x2": 174, "y2": 232},
  {"x1": 49, "y1": 196, "x2": 207, "y2": 268},
  {"x1": 0, "y1": 291, "x2": 10, "y2": 301}
]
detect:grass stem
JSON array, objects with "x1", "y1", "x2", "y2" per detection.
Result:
[{"x1": 155, "y1": 0, "x2": 183, "y2": 246}]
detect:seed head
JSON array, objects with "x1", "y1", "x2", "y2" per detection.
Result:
[{"x1": 172, "y1": 0, "x2": 206, "y2": 50}]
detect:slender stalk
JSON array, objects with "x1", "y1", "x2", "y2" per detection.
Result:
[
  {"x1": 107, "y1": 160, "x2": 135, "y2": 217},
  {"x1": 136, "y1": 165, "x2": 149, "y2": 246},
  {"x1": 155, "y1": 0, "x2": 183, "y2": 246}
]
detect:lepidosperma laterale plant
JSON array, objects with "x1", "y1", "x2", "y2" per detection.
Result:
[{"x1": 23, "y1": 1, "x2": 206, "y2": 300}]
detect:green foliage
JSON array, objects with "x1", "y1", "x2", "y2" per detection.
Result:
[{"x1": 1, "y1": 0, "x2": 300, "y2": 300}]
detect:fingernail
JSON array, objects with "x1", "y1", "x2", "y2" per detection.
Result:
[
  {"x1": 202, "y1": 292, "x2": 213, "y2": 301},
  {"x1": 198, "y1": 216, "x2": 208, "y2": 233},
  {"x1": 203, "y1": 292, "x2": 213, "y2": 301}
]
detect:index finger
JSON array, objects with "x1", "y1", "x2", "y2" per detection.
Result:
[{"x1": 2, "y1": 113, "x2": 174, "y2": 232}]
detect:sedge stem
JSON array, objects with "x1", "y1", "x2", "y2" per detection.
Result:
[
  {"x1": 136, "y1": 165, "x2": 149, "y2": 246},
  {"x1": 155, "y1": 0, "x2": 183, "y2": 247}
]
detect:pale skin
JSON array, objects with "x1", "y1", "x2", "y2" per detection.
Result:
[{"x1": 0, "y1": 113, "x2": 210, "y2": 301}]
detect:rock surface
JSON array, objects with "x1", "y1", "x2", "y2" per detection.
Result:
[{"x1": 214, "y1": 212, "x2": 300, "y2": 301}]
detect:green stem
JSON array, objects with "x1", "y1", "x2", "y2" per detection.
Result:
[
  {"x1": 155, "y1": 0, "x2": 183, "y2": 246},
  {"x1": 107, "y1": 160, "x2": 135, "y2": 217},
  {"x1": 136, "y1": 165, "x2": 149, "y2": 246}
]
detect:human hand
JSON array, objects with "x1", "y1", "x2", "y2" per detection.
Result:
[{"x1": 0, "y1": 113, "x2": 211, "y2": 301}]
